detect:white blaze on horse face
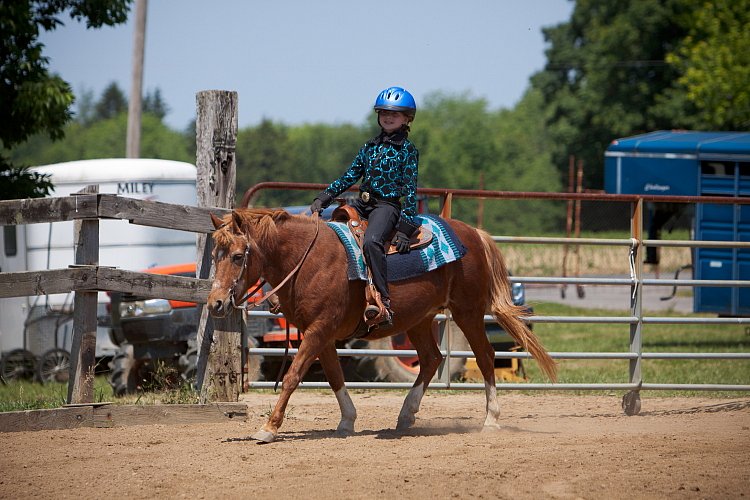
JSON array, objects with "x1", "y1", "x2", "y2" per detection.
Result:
[
  {"x1": 210, "y1": 248, "x2": 231, "y2": 294},
  {"x1": 210, "y1": 277, "x2": 225, "y2": 292}
]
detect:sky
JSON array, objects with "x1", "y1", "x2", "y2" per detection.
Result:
[{"x1": 41, "y1": 0, "x2": 574, "y2": 131}]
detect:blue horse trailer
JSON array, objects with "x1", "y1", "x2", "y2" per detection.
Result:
[{"x1": 605, "y1": 130, "x2": 750, "y2": 316}]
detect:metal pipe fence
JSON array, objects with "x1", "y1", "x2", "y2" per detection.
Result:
[{"x1": 240, "y1": 188, "x2": 750, "y2": 415}]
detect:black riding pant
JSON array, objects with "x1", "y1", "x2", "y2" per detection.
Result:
[{"x1": 353, "y1": 197, "x2": 401, "y2": 300}]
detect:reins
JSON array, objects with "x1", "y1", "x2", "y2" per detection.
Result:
[
  {"x1": 221, "y1": 211, "x2": 321, "y2": 391},
  {"x1": 229, "y1": 212, "x2": 321, "y2": 311}
]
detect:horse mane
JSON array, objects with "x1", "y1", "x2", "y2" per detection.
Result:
[{"x1": 212, "y1": 208, "x2": 308, "y2": 249}]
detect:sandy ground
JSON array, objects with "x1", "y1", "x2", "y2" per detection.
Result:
[{"x1": 1, "y1": 391, "x2": 749, "y2": 499}]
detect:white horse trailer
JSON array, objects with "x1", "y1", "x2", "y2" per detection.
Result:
[{"x1": 0, "y1": 159, "x2": 197, "y2": 376}]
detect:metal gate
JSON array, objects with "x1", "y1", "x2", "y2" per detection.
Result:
[{"x1": 242, "y1": 186, "x2": 750, "y2": 415}]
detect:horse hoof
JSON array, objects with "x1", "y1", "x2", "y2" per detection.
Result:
[
  {"x1": 334, "y1": 427, "x2": 354, "y2": 438},
  {"x1": 251, "y1": 429, "x2": 276, "y2": 443},
  {"x1": 396, "y1": 417, "x2": 415, "y2": 431},
  {"x1": 482, "y1": 422, "x2": 503, "y2": 432},
  {"x1": 335, "y1": 420, "x2": 355, "y2": 436}
]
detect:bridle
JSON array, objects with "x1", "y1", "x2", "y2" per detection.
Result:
[
  {"x1": 226, "y1": 238, "x2": 261, "y2": 309},
  {"x1": 224, "y1": 213, "x2": 321, "y2": 311},
  {"x1": 219, "y1": 212, "x2": 321, "y2": 392}
]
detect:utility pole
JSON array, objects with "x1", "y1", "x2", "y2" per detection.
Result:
[{"x1": 126, "y1": 0, "x2": 147, "y2": 158}]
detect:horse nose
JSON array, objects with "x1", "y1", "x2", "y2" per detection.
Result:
[{"x1": 210, "y1": 299, "x2": 224, "y2": 316}]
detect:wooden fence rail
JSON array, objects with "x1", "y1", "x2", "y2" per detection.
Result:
[
  {"x1": 0, "y1": 267, "x2": 212, "y2": 303},
  {"x1": 0, "y1": 193, "x2": 229, "y2": 403},
  {"x1": 0, "y1": 193, "x2": 228, "y2": 233}
]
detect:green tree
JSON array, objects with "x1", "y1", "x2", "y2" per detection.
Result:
[
  {"x1": 74, "y1": 86, "x2": 97, "y2": 125},
  {"x1": 666, "y1": 0, "x2": 750, "y2": 129},
  {"x1": 235, "y1": 119, "x2": 294, "y2": 206},
  {"x1": 413, "y1": 92, "x2": 498, "y2": 191},
  {"x1": 286, "y1": 123, "x2": 365, "y2": 185},
  {"x1": 235, "y1": 119, "x2": 366, "y2": 207},
  {"x1": 0, "y1": 157, "x2": 53, "y2": 200},
  {"x1": 94, "y1": 82, "x2": 127, "y2": 121},
  {"x1": 411, "y1": 91, "x2": 562, "y2": 234},
  {"x1": 486, "y1": 89, "x2": 564, "y2": 234},
  {"x1": 531, "y1": 0, "x2": 694, "y2": 189},
  {"x1": 143, "y1": 87, "x2": 169, "y2": 121},
  {"x1": 11, "y1": 114, "x2": 192, "y2": 166},
  {"x1": 78, "y1": 82, "x2": 169, "y2": 124},
  {"x1": 0, "y1": 0, "x2": 132, "y2": 200}
]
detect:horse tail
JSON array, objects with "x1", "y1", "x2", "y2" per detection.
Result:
[{"x1": 477, "y1": 228, "x2": 558, "y2": 382}]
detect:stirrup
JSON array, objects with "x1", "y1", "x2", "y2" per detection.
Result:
[
  {"x1": 364, "y1": 304, "x2": 380, "y2": 321},
  {"x1": 363, "y1": 303, "x2": 393, "y2": 327},
  {"x1": 380, "y1": 307, "x2": 394, "y2": 327},
  {"x1": 363, "y1": 283, "x2": 391, "y2": 326}
]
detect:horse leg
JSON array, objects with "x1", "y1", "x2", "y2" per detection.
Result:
[
  {"x1": 451, "y1": 310, "x2": 502, "y2": 429},
  {"x1": 251, "y1": 331, "x2": 328, "y2": 443},
  {"x1": 396, "y1": 318, "x2": 442, "y2": 430},
  {"x1": 318, "y1": 342, "x2": 357, "y2": 436}
]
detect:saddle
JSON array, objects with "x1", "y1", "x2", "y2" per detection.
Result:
[
  {"x1": 331, "y1": 202, "x2": 433, "y2": 329},
  {"x1": 330, "y1": 203, "x2": 433, "y2": 254}
]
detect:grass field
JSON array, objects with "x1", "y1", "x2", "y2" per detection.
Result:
[
  {"x1": 519, "y1": 302, "x2": 750, "y2": 396},
  {"x1": 0, "y1": 367, "x2": 199, "y2": 413},
  {"x1": 1, "y1": 300, "x2": 748, "y2": 411},
  {"x1": 501, "y1": 230, "x2": 692, "y2": 277}
]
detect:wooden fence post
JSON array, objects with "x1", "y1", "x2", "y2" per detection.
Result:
[
  {"x1": 67, "y1": 185, "x2": 99, "y2": 404},
  {"x1": 194, "y1": 90, "x2": 242, "y2": 402}
]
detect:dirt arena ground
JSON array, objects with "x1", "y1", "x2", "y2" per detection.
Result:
[{"x1": 1, "y1": 391, "x2": 748, "y2": 499}]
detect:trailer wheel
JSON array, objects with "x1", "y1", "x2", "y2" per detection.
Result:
[
  {"x1": 108, "y1": 345, "x2": 144, "y2": 396},
  {"x1": 0, "y1": 349, "x2": 36, "y2": 383},
  {"x1": 350, "y1": 331, "x2": 468, "y2": 383},
  {"x1": 36, "y1": 348, "x2": 70, "y2": 384}
]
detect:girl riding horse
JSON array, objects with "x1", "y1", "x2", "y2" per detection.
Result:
[{"x1": 310, "y1": 86, "x2": 420, "y2": 327}]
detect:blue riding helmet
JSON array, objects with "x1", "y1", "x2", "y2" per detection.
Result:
[{"x1": 374, "y1": 86, "x2": 416, "y2": 118}]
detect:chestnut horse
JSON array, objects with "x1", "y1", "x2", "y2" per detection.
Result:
[{"x1": 208, "y1": 208, "x2": 556, "y2": 442}]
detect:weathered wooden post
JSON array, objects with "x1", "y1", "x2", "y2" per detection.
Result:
[
  {"x1": 67, "y1": 185, "x2": 99, "y2": 404},
  {"x1": 194, "y1": 90, "x2": 242, "y2": 402}
]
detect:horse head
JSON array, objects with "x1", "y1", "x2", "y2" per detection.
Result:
[{"x1": 206, "y1": 210, "x2": 265, "y2": 317}]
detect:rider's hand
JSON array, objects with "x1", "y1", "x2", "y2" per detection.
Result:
[
  {"x1": 310, "y1": 198, "x2": 324, "y2": 214},
  {"x1": 391, "y1": 231, "x2": 411, "y2": 254},
  {"x1": 310, "y1": 191, "x2": 333, "y2": 214}
]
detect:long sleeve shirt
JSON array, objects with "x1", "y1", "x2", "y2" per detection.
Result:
[{"x1": 324, "y1": 133, "x2": 419, "y2": 225}]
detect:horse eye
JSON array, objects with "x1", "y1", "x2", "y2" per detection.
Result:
[{"x1": 232, "y1": 253, "x2": 245, "y2": 264}]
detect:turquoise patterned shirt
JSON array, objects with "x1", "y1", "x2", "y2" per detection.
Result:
[{"x1": 324, "y1": 134, "x2": 419, "y2": 225}]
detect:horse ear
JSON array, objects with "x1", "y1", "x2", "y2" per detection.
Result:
[
  {"x1": 232, "y1": 211, "x2": 245, "y2": 232},
  {"x1": 210, "y1": 213, "x2": 225, "y2": 230},
  {"x1": 271, "y1": 210, "x2": 291, "y2": 223}
]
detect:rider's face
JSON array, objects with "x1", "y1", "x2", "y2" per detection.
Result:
[{"x1": 377, "y1": 110, "x2": 410, "y2": 134}]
